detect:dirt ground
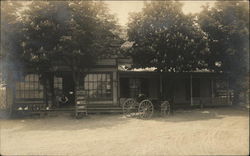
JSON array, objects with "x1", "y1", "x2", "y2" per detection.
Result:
[{"x1": 0, "y1": 107, "x2": 249, "y2": 156}]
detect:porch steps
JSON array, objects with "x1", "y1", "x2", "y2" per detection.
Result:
[{"x1": 47, "y1": 104, "x2": 123, "y2": 114}]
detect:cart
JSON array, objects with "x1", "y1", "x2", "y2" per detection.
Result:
[{"x1": 122, "y1": 94, "x2": 171, "y2": 119}]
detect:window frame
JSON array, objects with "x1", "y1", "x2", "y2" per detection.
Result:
[
  {"x1": 15, "y1": 73, "x2": 44, "y2": 99},
  {"x1": 83, "y1": 72, "x2": 113, "y2": 101}
]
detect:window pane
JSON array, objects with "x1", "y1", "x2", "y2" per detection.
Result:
[
  {"x1": 89, "y1": 90, "x2": 94, "y2": 97},
  {"x1": 23, "y1": 91, "x2": 27, "y2": 98},
  {"x1": 16, "y1": 91, "x2": 20, "y2": 98},
  {"x1": 103, "y1": 82, "x2": 108, "y2": 90},
  {"x1": 24, "y1": 91, "x2": 27, "y2": 98},
  {"x1": 89, "y1": 74, "x2": 93, "y2": 81},
  {"x1": 31, "y1": 91, "x2": 34, "y2": 98},
  {"x1": 84, "y1": 81, "x2": 89, "y2": 90},
  {"x1": 88, "y1": 82, "x2": 93, "y2": 90},
  {"x1": 24, "y1": 83, "x2": 29, "y2": 90},
  {"x1": 25, "y1": 75, "x2": 30, "y2": 81},
  {"x1": 31, "y1": 75, "x2": 34, "y2": 81},
  {"x1": 34, "y1": 75, "x2": 39, "y2": 81},
  {"x1": 107, "y1": 82, "x2": 111, "y2": 90},
  {"x1": 97, "y1": 74, "x2": 102, "y2": 81},
  {"x1": 97, "y1": 82, "x2": 101, "y2": 90},
  {"x1": 20, "y1": 82, "x2": 25, "y2": 90},
  {"x1": 92, "y1": 82, "x2": 97, "y2": 90},
  {"x1": 107, "y1": 74, "x2": 111, "y2": 82},
  {"x1": 93, "y1": 74, "x2": 98, "y2": 81},
  {"x1": 101, "y1": 74, "x2": 106, "y2": 81},
  {"x1": 21, "y1": 91, "x2": 25, "y2": 98},
  {"x1": 29, "y1": 83, "x2": 34, "y2": 90}
]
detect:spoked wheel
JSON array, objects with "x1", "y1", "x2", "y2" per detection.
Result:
[
  {"x1": 123, "y1": 98, "x2": 136, "y2": 117},
  {"x1": 161, "y1": 101, "x2": 171, "y2": 117},
  {"x1": 138, "y1": 99, "x2": 154, "y2": 119}
]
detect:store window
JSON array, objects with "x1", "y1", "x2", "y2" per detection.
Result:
[
  {"x1": 15, "y1": 74, "x2": 44, "y2": 99},
  {"x1": 84, "y1": 73, "x2": 112, "y2": 100}
]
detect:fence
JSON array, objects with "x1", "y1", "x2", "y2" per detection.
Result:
[{"x1": 193, "y1": 97, "x2": 232, "y2": 107}]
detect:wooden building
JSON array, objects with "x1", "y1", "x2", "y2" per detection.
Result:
[{"x1": 4, "y1": 57, "x2": 232, "y2": 115}]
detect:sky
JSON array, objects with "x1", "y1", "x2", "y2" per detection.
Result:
[
  {"x1": 19, "y1": 1, "x2": 214, "y2": 26},
  {"x1": 105, "y1": 1, "x2": 214, "y2": 26}
]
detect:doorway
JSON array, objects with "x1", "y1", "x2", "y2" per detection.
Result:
[
  {"x1": 54, "y1": 72, "x2": 75, "y2": 107},
  {"x1": 62, "y1": 74, "x2": 75, "y2": 107}
]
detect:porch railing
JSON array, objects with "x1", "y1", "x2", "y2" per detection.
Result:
[
  {"x1": 193, "y1": 96, "x2": 232, "y2": 106},
  {"x1": 193, "y1": 97, "x2": 232, "y2": 106}
]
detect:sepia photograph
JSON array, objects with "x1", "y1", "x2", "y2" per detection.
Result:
[{"x1": 0, "y1": 0, "x2": 249, "y2": 155}]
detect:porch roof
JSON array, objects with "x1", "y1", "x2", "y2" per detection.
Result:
[{"x1": 118, "y1": 70, "x2": 227, "y2": 78}]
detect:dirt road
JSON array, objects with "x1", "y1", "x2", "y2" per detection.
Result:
[{"x1": 0, "y1": 107, "x2": 249, "y2": 156}]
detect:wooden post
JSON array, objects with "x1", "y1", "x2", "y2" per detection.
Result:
[
  {"x1": 117, "y1": 70, "x2": 120, "y2": 106},
  {"x1": 113, "y1": 71, "x2": 117, "y2": 105},
  {"x1": 190, "y1": 74, "x2": 193, "y2": 106},
  {"x1": 211, "y1": 78, "x2": 214, "y2": 105},
  {"x1": 160, "y1": 73, "x2": 163, "y2": 99}
]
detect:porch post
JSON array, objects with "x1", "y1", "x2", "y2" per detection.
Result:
[
  {"x1": 227, "y1": 78, "x2": 230, "y2": 105},
  {"x1": 190, "y1": 74, "x2": 193, "y2": 106},
  {"x1": 211, "y1": 78, "x2": 214, "y2": 105},
  {"x1": 117, "y1": 71, "x2": 120, "y2": 106},
  {"x1": 160, "y1": 72, "x2": 163, "y2": 99},
  {"x1": 112, "y1": 71, "x2": 118, "y2": 105}
]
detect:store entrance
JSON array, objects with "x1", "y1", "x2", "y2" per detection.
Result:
[
  {"x1": 54, "y1": 72, "x2": 75, "y2": 107},
  {"x1": 61, "y1": 74, "x2": 75, "y2": 107}
]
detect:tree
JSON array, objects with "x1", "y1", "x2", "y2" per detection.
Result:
[
  {"x1": 198, "y1": 1, "x2": 249, "y2": 105},
  {"x1": 127, "y1": 1, "x2": 208, "y2": 72},
  {"x1": 20, "y1": 1, "x2": 123, "y2": 79},
  {"x1": 1, "y1": 1, "x2": 24, "y2": 80}
]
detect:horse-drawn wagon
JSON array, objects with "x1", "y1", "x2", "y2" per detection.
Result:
[{"x1": 122, "y1": 94, "x2": 171, "y2": 119}]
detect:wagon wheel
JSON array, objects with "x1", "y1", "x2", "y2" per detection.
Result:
[
  {"x1": 161, "y1": 101, "x2": 171, "y2": 117},
  {"x1": 123, "y1": 98, "x2": 136, "y2": 117},
  {"x1": 138, "y1": 99, "x2": 154, "y2": 119}
]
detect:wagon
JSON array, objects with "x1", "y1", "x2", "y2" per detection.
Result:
[{"x1": 122, "y1": 94, "x2": 171, "y2": 119}]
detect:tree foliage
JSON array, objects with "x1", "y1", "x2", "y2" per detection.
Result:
[
  {"x1": 1, "y1": 1, "x2": 24, "y2": 71},
  {"x1": 127, "y1": 1, "x2": 208, "y2": 72},
  {"x1": 198, "y1": 1, "x2": 249, "y2": 74},
  {"x1": 1, "y1": 1, "x2": 123, "y2": 75},
  {"x1": 198, "y1": 1, "x2": 249, "y2": 104}
]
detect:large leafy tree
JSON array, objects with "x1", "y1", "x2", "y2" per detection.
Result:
[
  {"x1": 2, "y1": 1, "x2": 123, "y2": 83},
  {"x1": 127, "y1": 1, "x2": 208, "y2": 72},
  {"x1": 198, "y1": 1, "x2": 249, "y2": 104}
]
